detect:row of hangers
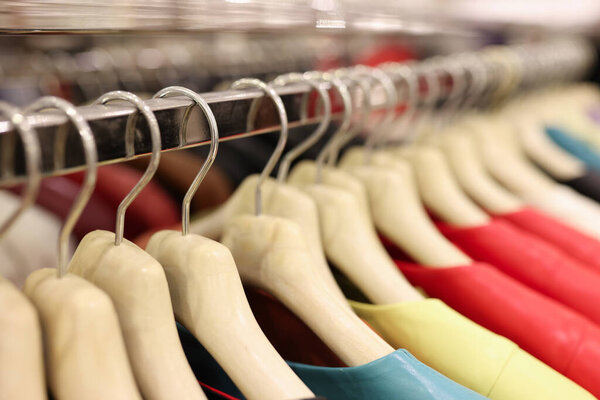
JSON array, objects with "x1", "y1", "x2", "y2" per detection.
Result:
[{"x1": 0, "y1": 37, "x2": 596, "y2": 399}]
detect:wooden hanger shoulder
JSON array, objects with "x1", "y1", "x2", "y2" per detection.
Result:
[
  {"x1": 191, "y1": 174, "x2": 349, "y2": 309},
  {"x1": 339, "y1": 147, "x2": 471, "y2": 267},
  {"x1": 23, "y1": 269, "x2": 142, "y2": 400},
  {"x1": 69, "y1": 230, "x2": 206, "y2": 400},
  {"x1": 466, "y1": 117, "x2": 555, "y2": 196},
  {"x1": 145, "y1": 230, "x2": 314, "y2": 400},
  {"x1": 288, "y1": 160, "x2": 372, "y2": 220},
  {"x1": 395, "y1": 145, "x2": 490, "y2": 227},
  {"x1": 222, "y1": 215, "x2": 394, "y2": 366},
  {"x1": 438, "y1": 130, "x2": 524, "y2": 214},
  {"x1": 0, "y1": 276, "x2": 46, "y2": 400}
]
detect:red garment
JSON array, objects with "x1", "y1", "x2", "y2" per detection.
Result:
[
  {"x1": 395, "y1": 260, "x2": 600, "y2": 397},
  {"x1": 499, "y1": 207, "x2": 600, "y2": 273},
  {"x1": 67, "y1": 165, "x2": 179, "y2": 240},
  {"x1": 436, "y1": 219, "x2": 600, "y2": 326}
]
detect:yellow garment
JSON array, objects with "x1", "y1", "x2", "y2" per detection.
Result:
[{"x1": 351, "y1": 298, "x2": 594, "y2": 400}]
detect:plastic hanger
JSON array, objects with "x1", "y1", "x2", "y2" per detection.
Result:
[
  {"x1": 21, "y1": 96, "x2": 141, "y2": 400},
  {"x1": 392, "y1": 59, "x2": 490, "y2": 227},
  {"x1": 287, "y1": 69, "x2": 422, "y2": 303},
  {"x1": 220, "y1": 78, "x2": 394, "y2": 367},
  {"x1": 0, "y1": 101, "x2": 47, "y2": 400},
  {"x1": 144, "y1": 85, "x2": 314, "y2": 400},
  {"x1": 338, "y1": 64, "x2": 471, "y2": 267},
  {"x1": 67, "y1": 91, "x2": 206, "y2": 400},
  {"x1": 190, "y1": 73, "x2": 349, "y2": 308}
]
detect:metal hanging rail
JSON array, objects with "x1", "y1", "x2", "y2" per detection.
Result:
[{"x1": 0, "y1": 37, "x2": 594, "y2": 186}]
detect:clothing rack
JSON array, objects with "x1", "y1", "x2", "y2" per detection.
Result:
[{"x1": 0, "y1": 37, "x2": 594, "y2": 185}]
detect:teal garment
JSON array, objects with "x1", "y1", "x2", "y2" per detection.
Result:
[
  {"x1": 289, "y1": 349, "x2": 489, "y2": 400},
  {"x1": 545, "y1": 126, "x2": 600, "y2": 172}
]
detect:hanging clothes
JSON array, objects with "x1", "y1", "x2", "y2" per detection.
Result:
[
  {"x1": 495, "y1": 207, "x2": 600, "y2": 273},
  {"x1": 350, "y1": 299, "x2": 593, "y2": 400},
  {"x1": 383, "y1": 248, "x2": 600, "y2": 398},
  {"x1": 435, "y1": 218, "x2": 600, "y2": 325}
]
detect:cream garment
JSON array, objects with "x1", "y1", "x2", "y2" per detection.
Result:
[
  {"x1": 0, "y1": 276, "x2": 46, "y2": 400},
  {"x1": 0, "y1": 191, "x2": 75, "y2": 288}
]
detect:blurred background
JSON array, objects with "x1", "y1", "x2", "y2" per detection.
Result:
[{"x1": 2, "y1": 0, "x2": 600, "y2": 283}]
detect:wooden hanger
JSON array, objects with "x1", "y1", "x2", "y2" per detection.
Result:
[
  {"x1": 190, "y1": 74, "x2": 350, "y2": 308},
  {"x1": 286, "y1": 70, "x2": 422, "y2": 303},
  {"x1": 335, "y1": 64, "x2": 471, "y2": 267},
  {"x1": 340, "y1": 147, "x2": 471, "y2": 267},
  {"x1": 437, "y1": 127, "x2": 523, "y2": 214},
  {"x1": 0, "y1": 102, "x2": 46, "y2": 400},
  {"x1": 22, "y1": 96, "x2": 142, "y2": 400},
  {"x1": 67, "y1": 91, "x2": 206, "y2": 400},
  {"x1": 144, "y1": 83, "x2": 315, "y2": 400},
  {"x1": 222, "y1": 214, "x2": 394, "y2": 366}
]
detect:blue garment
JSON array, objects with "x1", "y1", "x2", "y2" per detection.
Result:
[
  {"x1": 289, "y1": 349, "x2": 488, "y2": 400},
  {"x1": 178, "y1": 324, "x2": 488, "y2": 400},
  {"x1": 545, "y1": 126, "x2": 600, "y2": 172}
]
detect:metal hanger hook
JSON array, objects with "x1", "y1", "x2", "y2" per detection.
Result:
[
  {"x1": 0, "y1": 102, "x2": 42, "y2": 239},
  {"x1": 380, "y1": 62, "x2": 419, "y2": 145},
  {"x1": 272, "y1": 71, "x2": 332, "y2": 183},
  {"x1": 24, "y1": 96, "x2": 97, "y2": 278},
  {"x1": 324, "y1": 68, "x2": 373, "y2": 166},
  {"x1": 153, "y1": 86, "x2": 219, "y2": 236},
  {"x1": 231, "y1": 78, "x2": 288, "y2": 216},
  {"x1": 313, "y1": 72, "x2": 352, "y2": 183},
  {"x1": 94, "y1": 91, "x2": 161, "y2": 246}
]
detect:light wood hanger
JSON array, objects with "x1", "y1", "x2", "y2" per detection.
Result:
[
  {"x1": 67, "y1": 91, "x2": 206, "y2": 400},
  {"x1": 337, "y1": 63, "x2": 471, "y2": 267},
  {"x1": 0, "y1": 101, "x2": 46, "y2": 400},
  {"x1": 340, "y1": 147, "x2": 471, "y2": 267},
  {"x1": 287, "y1": 70, "x2": 423, "y2": 303},
  {"x1": 220, "y1": 77, "x2": 394, "y2": 365},
  {"x1": 222, "y1": 214, "x2": 394, "y2": 366},
  {"x1": 190, "y1": 75, "x2": 349, "y2": 308},
  {"x1": 438, "y1": 128, "x2": 523, "y2": 214},
  {"x1": 144, "y1": 83, "x2": 315, "y2": 400},
  {"x1": 22, "y1": 96, "x2": 142, "y2": 400}
]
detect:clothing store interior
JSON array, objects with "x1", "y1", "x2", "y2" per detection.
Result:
[{"x1": 4, "y1": 1, "x2": 600, "y2": 399}]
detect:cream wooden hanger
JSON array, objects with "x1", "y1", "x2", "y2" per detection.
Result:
[
  {"x1": 0, "y1": 102, "x2": 46, "y2": 400},
  {"x1": 336, "y1": 63, "x2": 471, "y2": 267},
  {"x1": 190, "y1": 75, "x2": 349, "y2": 308},
  {"x1": 286, "y1": 70, "x2": 422, "y2": 303},
  {"x1": 391, "y1": 59, "x2": 490, "y2": 227},
  {"x1": 144, "y1": 83, "x2": 314, "y2": 400},
  {"x1": 222, "y1": 214, "x2": 394, "y2": 366},
  {"x1": 430, "y1": 54, "x2": 524, "y2": 215},
  {"x1": 22, "y1": 96, "x2": 142, "y2": 400},
  {"x1": 220, "y1": 77, "x2": 394, "y2": 365},
  {"x1": 67, "y1": 91, "x2": 206, "y2": 400}
]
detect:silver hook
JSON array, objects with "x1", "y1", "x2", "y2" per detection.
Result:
[
  {"x1": 153, "y1": 86, "x2": 219, "y2": 236},
  {"x1": 358, "y1": 66, "x2": 398, "y2": 164},
  {"x1": 0, "y1": 102, "x2": 42, "y2": 238},
  {"x1": 325, "y1": 68, "x2": 373, "y2": 165},
  {"x1": 93, "y1": 91, "x2": 161, "y2": 246},
  {"x1": 272, "y1": 71, "x2": 332, "y2": 182},
  {"x1": 312, "y1": 72, "x2": 352, "y2": 183},
  {"x1": 24, "y1": 97, "x2": 97, "y2": 278},
  {"x1": 379, "y1": 62, "x2": 419, "y2": 144},
  {"x1": 231, "y1": 78, "x2": 288, "y2": 216}
]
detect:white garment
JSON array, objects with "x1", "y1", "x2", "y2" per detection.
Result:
[
  {"x1": 522, "y1": 184, "x2": 600, "y2": 239},
  {"x1": 0, "y1": 191, "x2": 75, "y2": 288}
]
